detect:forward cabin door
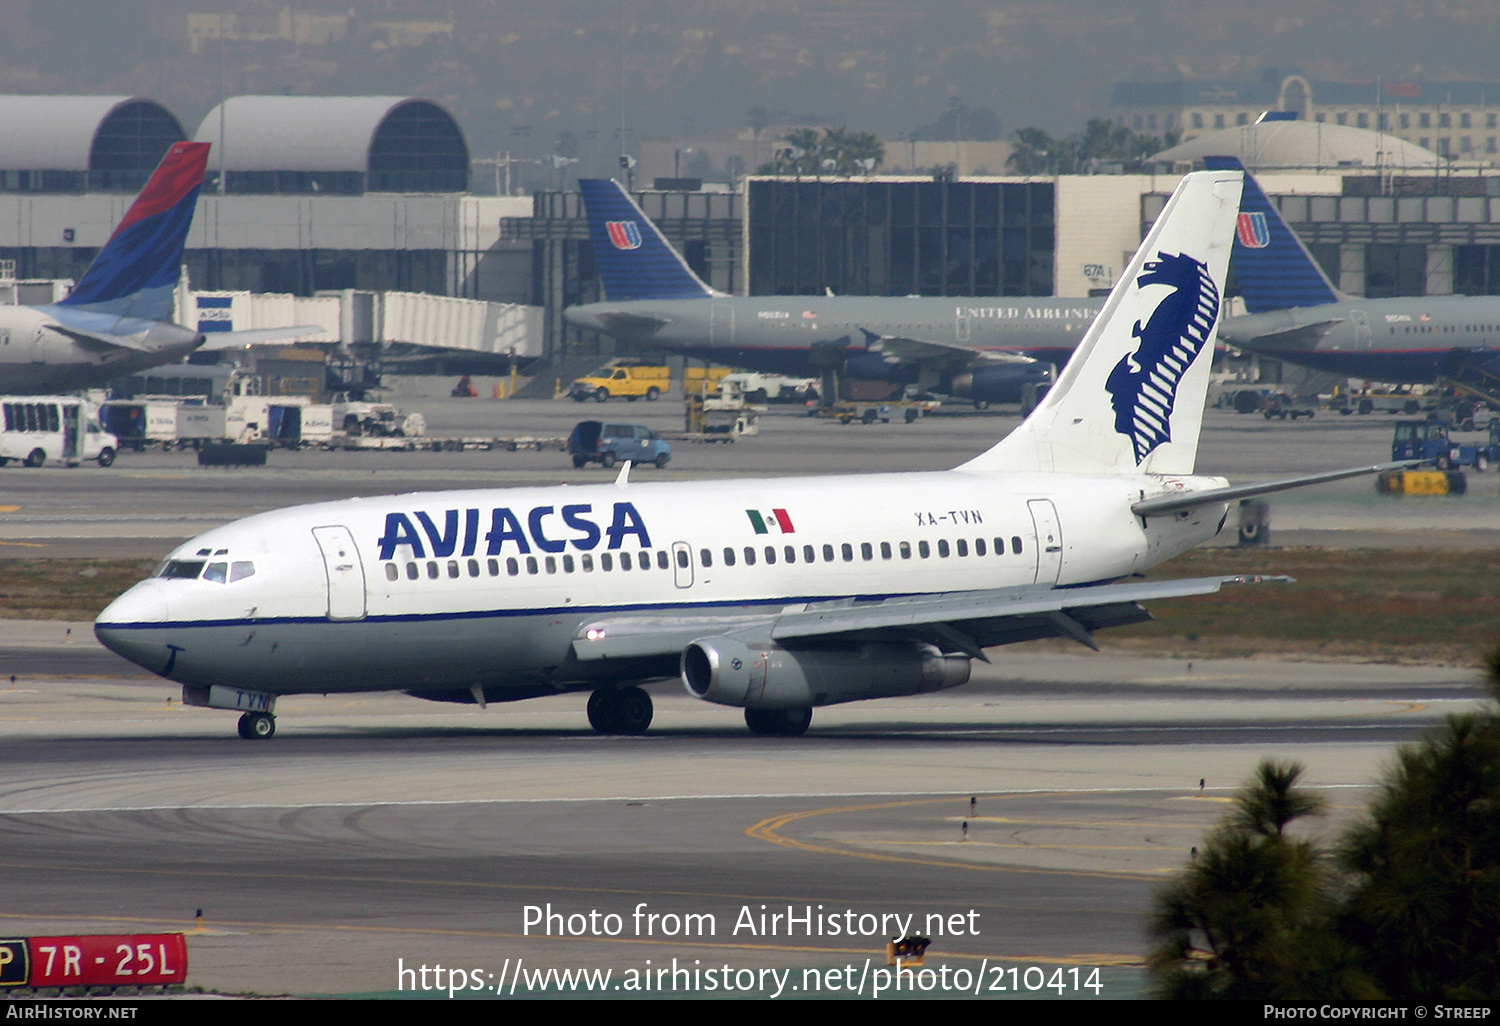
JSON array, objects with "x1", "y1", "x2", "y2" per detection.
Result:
[{"x1": 312, "y1": 525, "x2": 367, "y2": 620}]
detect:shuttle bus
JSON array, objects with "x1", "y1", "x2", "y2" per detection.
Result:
[{"x1": 0, "y1": 396, "x2": 118, "y2": 467}]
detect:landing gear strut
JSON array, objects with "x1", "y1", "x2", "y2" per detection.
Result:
[
  {"x1": 744, "y1": 707, "x2": 812, "y2": 737},
  {"x1": 586, "y1": 686, "x2": 654, "y2": 735},
  {"x1": 237, "y1": 712, "x2": 276, "y2": 739}
]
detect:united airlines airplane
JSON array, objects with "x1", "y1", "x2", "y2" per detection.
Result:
[
  {"x1": 1210, "y1": 155, "x2": 1500, "y2": 389},
  {"x1": 563, "y1": 179, "x2": 1080, "y2": 405},
  {"x1": 94, "y1": 171, "x2": 1397, "y2": 740}
]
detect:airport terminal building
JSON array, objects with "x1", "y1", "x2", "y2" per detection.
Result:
[{"x1": 5, "y1": 95, "x2": 1500, "y2": 370}]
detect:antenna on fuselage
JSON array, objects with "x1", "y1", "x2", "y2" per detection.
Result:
[{"x1": 615, "y1": 461, "x2": 632, "y2": 487}]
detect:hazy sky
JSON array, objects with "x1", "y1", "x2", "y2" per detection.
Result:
[{"x1": 2, "y1": 1, "x2": 1495, "y2": 163}]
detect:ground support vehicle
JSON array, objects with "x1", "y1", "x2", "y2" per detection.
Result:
[
  {"x1": 567, "y1": 360, "x2": 670, "y2": 403},
  {"x1": 1260, "y1": 392, "x2": 1316, "y2": 420},
  {"x1": 1392, "y1": 419, "x2": 1487, "y2": 471},
  {"x1": 0, "y1": 396, "x2": 117, "y2": 467},
  {"x1": 567, "y1": 420, "x2": 672, "y2": 469},
  {"x1": 807, "y1": 399, "x2": 940, "y2": 425}
]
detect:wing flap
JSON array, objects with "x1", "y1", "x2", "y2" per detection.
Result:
[{"x1": 769, "y1": 575, "x2": 1277, "y2": 641}]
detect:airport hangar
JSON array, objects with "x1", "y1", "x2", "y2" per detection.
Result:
[{"x1": 5, "y1": 98, "x2": 1500, "y2": 377}]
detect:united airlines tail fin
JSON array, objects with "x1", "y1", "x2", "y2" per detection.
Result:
[
  {"x1": 960, "y1": 170, "x2": 1241, "y2": 478},
  {"x1": 1202, "y1": 155, "x2": 1343, "y2": 314},
  {"x1": 577, "y1": 179, "x2": 718, "y2": 301},
  {"x1": 55, "y1": 141, "x2": 211, "y2": 324}
]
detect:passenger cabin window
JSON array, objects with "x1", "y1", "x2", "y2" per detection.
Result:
[
  {"x1": 621, "y1": 552, "x2": 633, "y2": 570},
  {"x1": 918, "y1": 541, "x2": 931, "y2": 558},
  {"x1": 385, "y1": 564, "x2": 399, "y2": 581},
  {"x1": 657, "y1": 551, "x2": 669, "y2": 570},
  {"x1": 900, "y1": 542, "x2": 911, "y2": 559},
  {"x1": 700, "y1": 549, "x2": 712, "y2": 567},
  {"x1": 1011, "y1": 536, "x2": 1023, "y2": 554},
  {"x1": 406, "y1": 562, "x2": 419, "y2": 580},
  {"x1": 723, "y1": 548, "x2": 736, "y2": 566},
  {"x1": 937, "y1": 540, "x2": 950, "y2": 557},
  {"x1": 743, "y1": 547, "x2": 756, "y2": 566}
]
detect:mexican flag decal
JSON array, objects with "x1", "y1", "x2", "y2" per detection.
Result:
[{"x1": 746, "y1": 508, "x2": 795, "y2": 534}]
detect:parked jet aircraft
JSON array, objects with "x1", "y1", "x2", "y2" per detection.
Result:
[
  {"x1": 563, "y1": 178, "x2": 1091, "y2": 405},
  {"x1": 95, "y1": 171, "x2": 1399, "y2": 741},
  {"x1": 1209, "y1": 156, "x2": 1500, "y2": 390},
  {"x1": 0, "y1": 141, "x2": 312, "y2": 393}
]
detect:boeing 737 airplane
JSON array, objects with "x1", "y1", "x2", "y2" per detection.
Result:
[
  {"x1": 0, "y1": 141, "x2": 312, "y2": 393},
  {"x1": 94, "y1": 171, "x2": 1400, "y2": 741},
  {"x1": 563, "y1": 179, "x2": 1094, "y2": 405},
  {"x1": 1209, "y1": 156, "x2": 1500, "y2": 391}
]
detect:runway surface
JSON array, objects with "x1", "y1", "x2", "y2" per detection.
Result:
[
  {"x1": 0, "y1": 619, "x2": 1488, "y2": 997},
  {"x1": 0, "y1": 397, "x2": 1495, "y2": 997}
]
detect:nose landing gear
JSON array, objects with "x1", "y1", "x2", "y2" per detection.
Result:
[{"x1": 237, "y1": 712, "x2": 276, "y2": 739}]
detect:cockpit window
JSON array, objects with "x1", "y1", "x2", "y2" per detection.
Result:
[
  {"x1": 203, "y1": 562, "x2": 228, "y2": 583},
  {"x1": 160, "y1": 560, "x2": 205, "y2": 579},
  {"x1": 230, "y1": 561, "x2": 255, "y2": 582}
]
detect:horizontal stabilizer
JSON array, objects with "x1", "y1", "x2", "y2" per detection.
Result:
[
  {"x1": 43, "y1": 322, "x2": 152, "y2": 353},
  {"x1": 1132, "y1": 461, "x2": 1420, "y2": 516}
]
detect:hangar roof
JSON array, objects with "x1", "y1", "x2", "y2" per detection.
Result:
[
  {"x1": 194, "y1": 95, "x2": 466, "y2": 173},
  {"x1": 0, "y1": 95, "x2": 186, "y2": 172},
  {"x1": 1153, "y1": 120, "x2": 1442, "y2": 170}
]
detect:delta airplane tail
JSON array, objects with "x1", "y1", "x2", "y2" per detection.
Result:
[
  {"x1": 962, "y1": 169, "x2": 1242, "y2": 478},
  {"x1": 577, "y1": 179, "x2": 718, "y2": 302},
  {"x1": 1202, "y1": 155, "x2": 1343, "y2": 314},
  {"x1": 55, "y1": 141, "x2": 211, "y2": 324}
]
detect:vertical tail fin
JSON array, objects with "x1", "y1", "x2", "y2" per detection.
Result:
[
  {"x1": 1202, "y1": 155, "x2": 1342, "y2": 314},
  {"x1": 959, "y1": 170, "x2": 1242, "y2": 477},
  {"x1": 56, "y1": 141, "x2": 210, "y2": 323},
  {"x1": 577, "y1": 179, "x2": 717, "y2": 301}
]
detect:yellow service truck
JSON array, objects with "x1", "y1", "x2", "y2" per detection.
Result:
[{"x1": 568, "y1": 360, "x2": 671, "y2": 403}]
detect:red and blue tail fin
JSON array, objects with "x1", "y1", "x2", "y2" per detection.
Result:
[
  {"x1": 1202, "y1": 155, "x2": 1342, "y2": 314},
  {"x1": 577, "y1": 179, "x2": 717, "y2": 301},
  {"x1": 56, "y1": 141, "x2": 210, "y2": 323}
]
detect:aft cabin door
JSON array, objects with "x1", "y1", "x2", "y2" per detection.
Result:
[
  {"x1": 312, "y1": 525, "x2": 367, "y2": 620},
  {"x1": 1027, "y1": 499, "x2": 1062, "y2": 586}
]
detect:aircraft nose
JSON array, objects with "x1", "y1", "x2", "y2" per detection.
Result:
[{"x1": 94, "y1": 581, "x2": 175, "y2": 671}]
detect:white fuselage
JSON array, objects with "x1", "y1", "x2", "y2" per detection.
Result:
[
  {"x1": 0, "y1": 304, "x2": 202, "y2": 393},
  {"x1": 94, "y1": 469, "x2": 1228, "y2": 698}
]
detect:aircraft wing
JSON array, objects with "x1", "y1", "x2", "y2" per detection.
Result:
[
  {"x1": 1227, "y1": 318, "x2": 1343, "y2": 352},
  {"x1": 197, "y1": 325, "x2": 329, "y2": 350},
  {"x1": 861, "y1": 330, "x2": 1044, "y2": 371},
  {"x1": 570, "y1": 574, "x2": 1283, "y2": 663}
]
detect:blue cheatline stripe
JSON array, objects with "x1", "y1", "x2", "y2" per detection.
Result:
[
  {"x1": 1202, "y1": 156, "x2": 1340, "y2": 314},
  {"x1": 94, "y1": 575, "x2": 1134, "y2": 634},
  {"x1": 577, "y1": 179, "x2": 714, "y2": 302}
]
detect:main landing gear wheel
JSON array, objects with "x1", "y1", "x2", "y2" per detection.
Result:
[
  {"x1": 587, "y1": 686, "x2": 654, "y2": 735},
  {"x1": 744, "y1": 707, "x2": 812, "y2": 737},
  {"x1": 237, "y1": 712, "x2": 276, "y2": 739}
]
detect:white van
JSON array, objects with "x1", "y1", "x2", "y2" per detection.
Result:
[{"x1": 0, "y1": 396, "x2": 119, "y2": 467}]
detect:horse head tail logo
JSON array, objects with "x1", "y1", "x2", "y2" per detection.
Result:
[{"x1": 1105, "y1": 252, "x2": 1220, "y2": 465}]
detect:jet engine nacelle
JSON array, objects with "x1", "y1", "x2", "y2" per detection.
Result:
[
  {"x1": 949, "y1": 362, "x2": 1054, "y2": 404},
  {"x1": 681, "y1": 636, "x2": 971, "y2": 708}
]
